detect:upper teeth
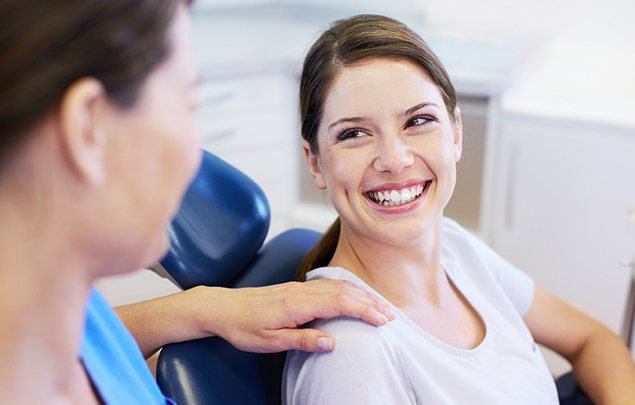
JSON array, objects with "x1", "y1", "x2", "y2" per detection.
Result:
[{"x1": 367, "y1": 183, "x2": 426, "y2": 206}]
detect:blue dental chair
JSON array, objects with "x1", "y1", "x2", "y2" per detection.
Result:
[
  {"x1": 155, "y1": 150, "x2": 320, "y2": 404},
  {"x1": 155, "y1": 150, "x2": 601, "y2": 404}
]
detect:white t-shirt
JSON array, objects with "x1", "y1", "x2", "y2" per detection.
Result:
[{"x1": 283, "y1": 218, "x2": 559, "y2": 404}]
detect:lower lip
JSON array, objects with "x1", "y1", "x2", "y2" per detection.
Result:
[{"x1": 364, "y1": 181, "x2": 432, "y2": 215}]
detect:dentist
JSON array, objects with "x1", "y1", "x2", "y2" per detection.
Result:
[{"x1": 0, "y1": 1, "x2": 394, "y2": 403}]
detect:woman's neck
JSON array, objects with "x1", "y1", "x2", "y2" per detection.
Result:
[
  {"x1": 0, "y1": 202, "x2": 94, "y2": 402},
  {"x1": 329, "y1": 217, "x2": 446, "y2": 308}
]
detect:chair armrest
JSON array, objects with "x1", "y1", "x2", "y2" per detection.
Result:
[{"x1": 555, "y1": 371, "x2": 593, "y2": 405}]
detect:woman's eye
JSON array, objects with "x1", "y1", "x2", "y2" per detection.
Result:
[
  {"x1": 337, "y1": 129, "x2": 368, "y2": 142},
  {"x1": 406, "y1": 114, "x2": 437, "y2": 128}
]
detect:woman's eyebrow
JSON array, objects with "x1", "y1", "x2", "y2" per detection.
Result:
[
  {"x1": 403, "y1": 102, "x2": 440, "y2": 116},
  {"x1": 326, "y1": 102, "x2": 439, "y2": 129},
  {"x1": 327, "y1": 116, "x2": 369, "y2": 130}
]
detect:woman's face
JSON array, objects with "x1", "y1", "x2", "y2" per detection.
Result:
[
  {"x1": 99, "y1": 4, "x2": 201, "y2": 269},
  {"x1": 306, "y1": 58, "x2": 462, "y2": 246}
]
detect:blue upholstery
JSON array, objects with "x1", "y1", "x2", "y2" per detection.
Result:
[
  {"x1": 156, "y1": 150, "x2": 321, "y2": 404},
  {"x1": 230, "y1": 229, "x2": 320, "y2": 289},
  {"x1": 556, "y1": 372, "x2": 593, "y2": 405},
  {"x1": 159, "y1": 151, "x2": 271, "y2": 289}
]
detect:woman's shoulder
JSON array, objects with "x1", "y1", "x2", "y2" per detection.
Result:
[
  {"x1": 313, "y1": 315, "x2": 394, "y2": 352},
  {"x1": 284, "y1": 317, "x2": 401, "y2": 392},
  {"x1": 292, "y1": 267, "x2": 401, "y2": 363},
  {"x1": 283, "y1": 288, "x2": 411, "y2": 403}
]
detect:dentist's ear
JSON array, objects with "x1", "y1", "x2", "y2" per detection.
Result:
[
  {"x1": 302, "y1": 139, "x2": 326, "y2": 190},
  {"x1": 452, "y1": 106, "x2": 463, "y2": 162},
  {"x1": 58, "y1": 77, "x2": 107, "y2": 186}
]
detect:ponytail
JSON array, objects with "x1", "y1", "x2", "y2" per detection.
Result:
[{"x1": 297, "y1": 218, "x2": 341, "y2": 280}]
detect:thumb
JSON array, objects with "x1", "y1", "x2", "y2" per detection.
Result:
[{"x1": 278, "y1": 328, "x2": 335, "y2": 353}]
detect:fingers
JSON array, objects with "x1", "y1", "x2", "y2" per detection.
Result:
[
  {"x1": 334, "y1": 294, "x2": 393, "y2": 327},
  {"x1": 331, "y1": 281, "x2": 396, "y2": 324},
  {"x1": 222, "y1": 279, "x2": 396, "y2": 354},
  {"x1": 303, "y1": 279, "x2": 396, "y2": 326},
  {"x1": 275, "y1": 328, "x2": 335, "y2": 353}
]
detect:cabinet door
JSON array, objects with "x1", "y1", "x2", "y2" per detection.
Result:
[
  {"x1": 492, "y1": 120, "x2": 635, "y2": 333},
  {"x1": 491, "y1": 120, "x2": 635, "y2": 374}
]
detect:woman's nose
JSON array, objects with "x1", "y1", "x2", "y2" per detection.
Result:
[{"x1": 373, "y1": 135, "x2": 415, "y2": 174}]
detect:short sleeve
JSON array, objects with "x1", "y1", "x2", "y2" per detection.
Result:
[
  {"x1": 443, "y1": 218, "x2": 535, "y2": 317},
  {"x1": 282, "y1": 318, "x2": 414, "y2": 405}
]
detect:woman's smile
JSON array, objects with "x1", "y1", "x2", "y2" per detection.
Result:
[{"x1": 363, "y1": 179, "x2": 433, "y2": 214}]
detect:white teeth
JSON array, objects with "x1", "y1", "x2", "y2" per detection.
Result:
[
  {"x1": 400, "y1": 188, "x2": 411, "y2": 202},
  {"x1": 367, "y1": 182, "x2": 429, "y2": 206},
  {"x1": 390, "y1": 190, "x2": 400, "y2": 203}
]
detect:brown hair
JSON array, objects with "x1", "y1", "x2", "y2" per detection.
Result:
[
  {"x1": 297, "y1": 14, "x2": 457, "y2": 280},
  {"x1": 0, "y1": 0, "x2": 190, "y2": 167}
]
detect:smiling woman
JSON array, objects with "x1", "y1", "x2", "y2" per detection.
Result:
[
  {"x1": 284, "y1": 14, "x2": 635, "y2": 405},
  {"x1": 297, "y1": 14, "x2": 460, "y2": 280}
]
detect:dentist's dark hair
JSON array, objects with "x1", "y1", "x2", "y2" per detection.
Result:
[
  {"x1": 297, "y1": 14, "x2": 457, "y2": 280},
  {"x1": 0, "y1": 0, "x2": 191, "y2": 169}
]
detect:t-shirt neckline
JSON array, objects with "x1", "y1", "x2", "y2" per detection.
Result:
[{"x1": 306, "y1": 261, "x2": 491, "y2": 357}]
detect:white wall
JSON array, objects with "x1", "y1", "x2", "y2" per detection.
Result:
[{"x1": 419, "y1": 0, "x2": 634, "y2": 57}]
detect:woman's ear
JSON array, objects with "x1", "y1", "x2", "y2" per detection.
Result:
[
  {"x1": 302, "y1": 139, "x2": 326, "y2": 189},
  {"x1": 452, "y1": 106, "x2": 463, "y2": 162},
  {"x1": 58, "y1": 77, "x2": 107, "y2": 186}
]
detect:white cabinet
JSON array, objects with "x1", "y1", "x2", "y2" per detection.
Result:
[{"x1": 489, "y1": 115, "x2": 635, "y2": 374}]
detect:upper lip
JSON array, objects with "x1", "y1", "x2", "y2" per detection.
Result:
[{"x1": 363, "y1": 179, "x2": 430, "y2": 194}]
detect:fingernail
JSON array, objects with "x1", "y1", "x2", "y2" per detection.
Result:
[
  {"x1": 317, "y1": 337, "x2": 332, "y2": 351},
  {"x1": 386, "y1": 309, "x2": 396, "y2": 320},
  {"x1": 377, "y1": 313, "x2": 389, "y2": 324}
]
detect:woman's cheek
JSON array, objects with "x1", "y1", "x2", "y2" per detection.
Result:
[{"x1": 334, "y1": 157, "x2": 362, "y2": 191}]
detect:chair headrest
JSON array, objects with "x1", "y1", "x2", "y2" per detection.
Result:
[{"x1": 159, "y1": 150, "x2": 270, "y2": 289}]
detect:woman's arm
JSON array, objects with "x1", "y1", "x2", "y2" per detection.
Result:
[
  {"x1": 524, "y1": 285, "x2": 635, "y2": 404},
  {"x1": 115, "y1": 279, "x2": 395, "y2": 358},
  {"x1": 115, "y1": 286, "x2": 205, "y2": 358}
]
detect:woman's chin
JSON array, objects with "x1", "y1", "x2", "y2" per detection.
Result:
[
  {"x1": 377, "y1": 225, "x2": 434, "y2": 246},
  {"x1": 127, "y1": 230, "x2": 170, "y2": 273},
  {"x1": 357, "y1": 206, "x2": 442, "y2": 246}
]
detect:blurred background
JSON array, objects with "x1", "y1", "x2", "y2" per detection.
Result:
[{"x1": 96, "y1": 0, "x2": 635, "y2": 376}]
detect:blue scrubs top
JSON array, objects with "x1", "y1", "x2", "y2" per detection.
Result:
[{"x1": 80, "y1": 288, "x2": 175, "y2": 404}]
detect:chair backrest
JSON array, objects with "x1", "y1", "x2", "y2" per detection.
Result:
[
  {"x1": 156, "y1": 150, "x2": 321, "y2": 404},
  {"x1": 159, "y1": 151, "x2": 271, "y2": 289}
]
